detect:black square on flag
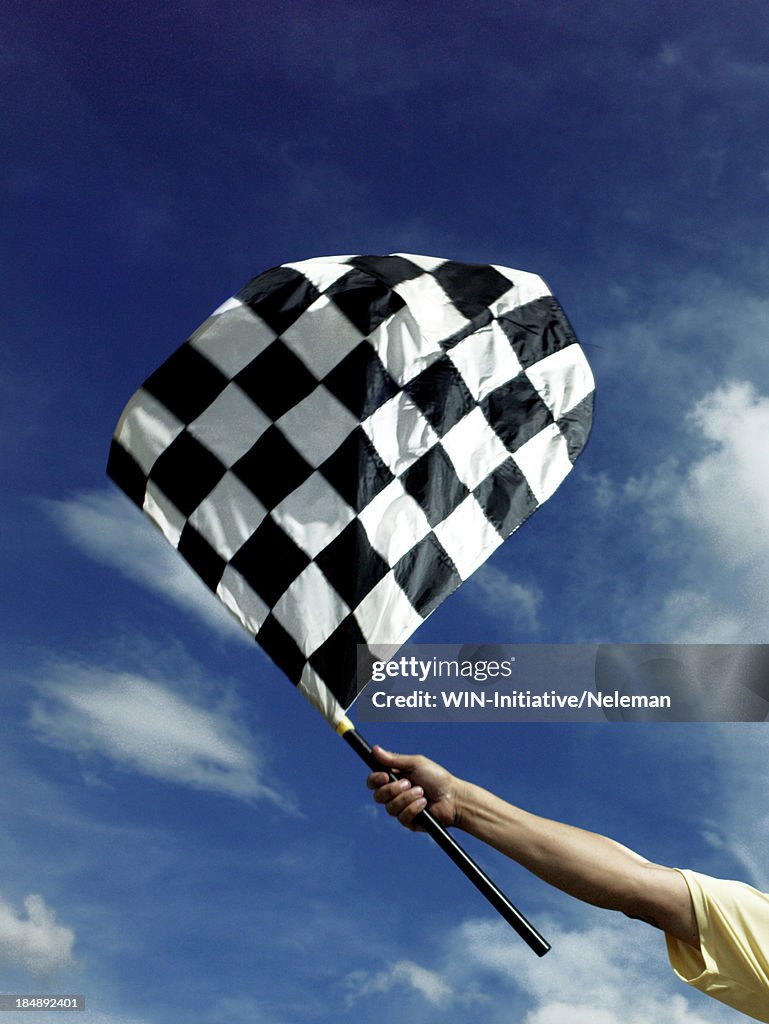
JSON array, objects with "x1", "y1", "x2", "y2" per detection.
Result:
[
  {"x1": 323, "y1": 342, "x2": 398, "y2": 420},
  {"x1": 231, "y1": 517, "x2": 310, "y2": 607},
  {"x1": 309, "y1": 615, "x2": 368, "y2": 709},
  {"x1": 432, "y1": 261, "x2": 512, "y2": 320},
  {"x1": 473, "y1": 458, "x2": 538, "y2": 537},
  {"x1": 557, "y1": 393, "x2": 594, "y2": 463},
  {"x1": 236, "y1": 265, "x2": 321, "y2": 336},
  {"x1": 347, "y1": 255, "x2": 424, "y2": 287},
  {"x1": 404, "y1": 355, "x2": 475, "y2": 435},
  {"x1": 400, "y1": 444, "x2": 469, "y2": 527},
  {"x1": 232, "y1": 426, "x2": 313, "y2": 510},
  {"x1": 315, "y1": 519, "x2": 390, "y2": 609},
  {"x1": 149, "y1": 432, "x2": 226, "y2": 517},
  {"x1": 481, "y1": 374, "x2": 553, "y2": 452},
  {"x1": 498, "y1": 297, "x2": 576, "y2": 368},
  {"x1": 143, "y1": 346, "x2": 229, "y2": 425},
  {"x1": 320, "y1": 427, "x2": 394, "y2": 511},
  {"x1": 394, "y1": 533, "x2": 461, "y2": 618},
  {"x1": 177, "y1": 523, "x2": 227, "y2": 592},
  {"x1": 235, "y1": 340, "x2": 318, "y2": 421},
  {"x1": 257, "y1": 613, "x2": 307, "y2": 685},
  {"x1": 106, "y1": 440, "x2": 147, "y2": 508},
  {"x1": 326, "y1": 268, "x2": 407, "y2": 335}
]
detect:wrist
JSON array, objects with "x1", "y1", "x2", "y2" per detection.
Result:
[{"x1": 451, "y1": 777, "x2": 473, "y2": 831}]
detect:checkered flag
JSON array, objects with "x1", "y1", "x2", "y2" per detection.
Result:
[
  {"x1": 107, "y1": 254, "x2": 594, "y2": 954},
  {"x1": 108, "y1": 253, "x2": 593, "y2": 722}
]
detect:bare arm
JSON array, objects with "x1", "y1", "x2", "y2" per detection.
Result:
[{"x1": 368, "y1": 746, "x2": 699, "y2": 948}]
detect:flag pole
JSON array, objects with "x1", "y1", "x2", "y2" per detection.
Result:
[{"x1": 337, "y1": 717, "x2": 551, "y2": 957}]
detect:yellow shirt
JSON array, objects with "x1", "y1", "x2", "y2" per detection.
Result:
[{"x1": 666, "y1": 869, "x2": 769, "y2": 1022}]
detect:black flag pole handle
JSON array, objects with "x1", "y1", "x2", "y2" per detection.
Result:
[{"x1": 340, "y1": 721, "x2": 550, "y2": 957}]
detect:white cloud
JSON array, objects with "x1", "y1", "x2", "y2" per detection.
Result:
[
  {"x1": 465, "y1": 564, "x2": 543, "y2": 633},
  {"x1": 660, "y1": 382, "x2": 769, "y2": 641},
  {"x1": 344, "y1": 915, "x2": 729, "y2": 1023},
  {"x1": 524, "y1": 996, "x2": 705, "y2": 1024},
  {"x1": 680, "y1": 382, "x2": 769, "y2": 570},
  {"x1": 651, "y1": 590, "x2": 744, "y2": 645},
  {"x1": 48, "y1": 489, "x2": 245, "y2": 640},
  {"x1": 594, "y1": 271, "x2": 769, "y2": 422},
  {"x1": 614, "y1": 381, "x2": 769, "y2": 642},
  {"x1": 0, "y1": 893, "x2": 75, "y2": 975},
  {"x1": 583, "y1": 469, "x2": 615, "y2": 514},
  {"x1": 443, "y1": 916, "x2": 730, "y2": 1024},
  {"x1": 344, "y1": 959, "x2": 454, "y2": 1008},
  {"x1": 28, "y1": 664, "x2": 284, "y2": 805}
]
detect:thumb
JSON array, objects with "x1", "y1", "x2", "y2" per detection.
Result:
[{"x1": 372, "y1": 745, "x2": 421, "y2": 774}]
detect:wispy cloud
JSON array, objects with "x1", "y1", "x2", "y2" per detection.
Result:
[
  {"x1": 28, "y1": 663, "x2": 285, "y2": 805},
  {"x1": 344, "y1": 959, "x2": 455, "y2": 1009},
  {"x1": 0, "y1": 893, "x2": 75, "y2": 975},
  {"x1": 465, "y1": 564, "x2": 543, "y2": 634},
  {"x1": 679, "y1": 724, "x2": 769, "y2": 892},
  {"x1": 48, "y1": 490, "x2": 245, "y2": 639}
]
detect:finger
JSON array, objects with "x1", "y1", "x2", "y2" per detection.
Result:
[
  {"x1": 399, "y1": 794, "x2": 428, "y2": 830},
  {"x1": 384, "y1": 786, "x2": 425, "y2": 819},
  {"x1": 366, "y1": 771, "x2": 391, "y2": 790},
  {"x1": 372, "y1": 777, "x2": 413, "y2": 804}
]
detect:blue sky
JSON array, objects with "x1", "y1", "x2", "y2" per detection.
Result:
[{"x1": 3, "y1": 2, "x2": 769, "y2": 1021}]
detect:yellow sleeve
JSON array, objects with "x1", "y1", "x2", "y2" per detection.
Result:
[{"x1": 666, "y1": 869, "x2": 769, "y2": 1023}]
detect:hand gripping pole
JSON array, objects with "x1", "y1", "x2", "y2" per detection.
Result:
[{"x1": 340, "y1": 720, "x2": 550, "y2": 957}]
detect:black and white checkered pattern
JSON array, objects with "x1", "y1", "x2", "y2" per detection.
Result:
[{"x1": 107, "y1": 254, "x2": 594, "y2": 725}]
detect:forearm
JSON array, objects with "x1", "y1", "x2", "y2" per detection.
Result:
[{"x1": 453, "y1": 779, "x2": 698, "y2": 944}]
